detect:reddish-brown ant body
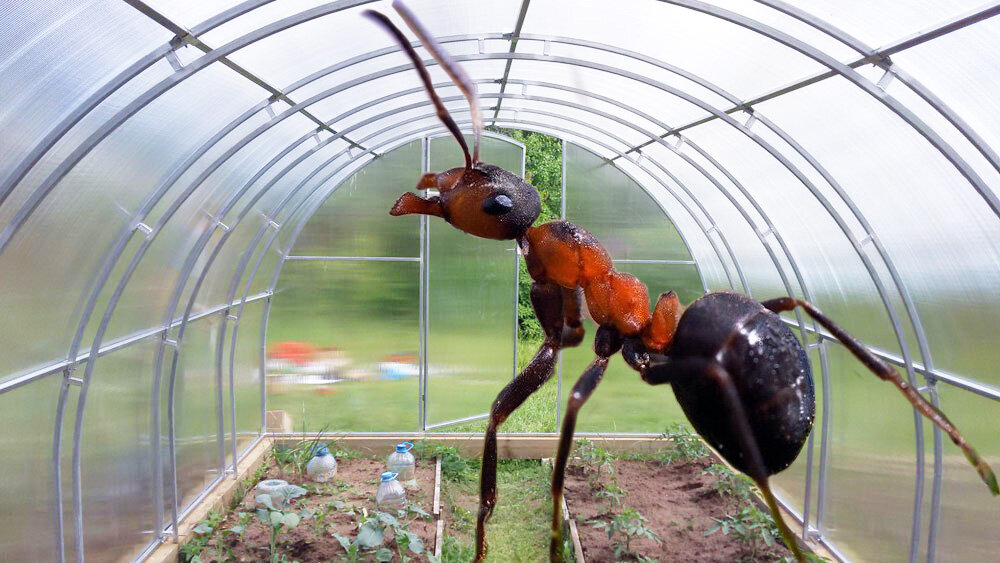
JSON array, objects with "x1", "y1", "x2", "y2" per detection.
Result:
[{"x1": 365, "y1": 3, "x2": 997, "y2": 561}]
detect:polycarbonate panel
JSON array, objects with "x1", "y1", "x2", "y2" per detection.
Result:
[
  {"x1": 266, "y1": 260, "x2": 420, "y2": 432},
  {"x1": 640, "y1": 141, "x2": 785, "y2": 297},
  {"x1": 0, "y1": 374, "x2": 61, "y2": 562},
  {"x1": 0, "y1": 1, "x2": 170, "y2": 192},
  {"x1": 519, "y1": 0, "x2": 824, "y2": 101},
  {"x1": 170, "y1": 313, "x2": 223, "y2": 513},
  {"x1": 221, "y1": 2, "x2": 518, "y2": 91},
  {"x1": 820, "y1": 342, "x2": 923, "y2": 561},
  {"x1": 78, "y1": 337, "x2": 159, "y2": 562},
  {"x1": 566, "y1": 142, "x2": 691, "y2": 261},
  {"x1": 425, "y1": 135, "x2": 522, "y2": 425},
  {"x1": 932, "y1": 386, "x2": 1000, "y2": 562},
  {"x1": 681, "y1": 119, "x2": 903, "y2": 350},
  {"x1": 757, "y1": 76, "x2": 1000, "y2": 383},
  {"x1": 230, "y1": 301, "x2": 263, "y2": 458},
  {"x1": 797, "y1": 0, "x2": 990, "y2": 48},
  {"x1": 294, "y1": 140, "x2": 421, "y2": 257},
  {"x1": 560, "y1": 263, "x2": 702, "y2": 433}
]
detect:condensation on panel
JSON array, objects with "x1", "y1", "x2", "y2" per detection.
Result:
[
  {"x1": 171, "y1": 314, "x2": 224, "y2": 514},
  {"x1": 565, "y1": 142, "x2": 692, "y2": 261},
  {"x1": 293, "y1": 140, "x2": 421, "y2": 258},
  {"x1": 266, "y1": 260, "x2": 420, "y2": 432},
  {"x1": 424, "y1": 135, "x2": 521, "y2": 425},
  {"x1": 78, "y1": 337, "x2": 160, "y2": 562},
  {"x1": 0, "y1": 374, "x2": 62, "y2": 562}
]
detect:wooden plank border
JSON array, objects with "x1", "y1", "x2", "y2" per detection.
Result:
[{"x1": 144, "y1": 437, "x2": 272, "y2": 563}]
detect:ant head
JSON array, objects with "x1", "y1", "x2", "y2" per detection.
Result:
[
  {"x1": 368, "y1": 2, "x2": 541, "y2": 241},
  {"x1": 390, "y1": 163, "x2": 541, "y2": 240}
]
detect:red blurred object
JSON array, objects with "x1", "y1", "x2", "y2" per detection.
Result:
[{"x1": 269, "y1": 341, "x2": 316, "y2": 366}]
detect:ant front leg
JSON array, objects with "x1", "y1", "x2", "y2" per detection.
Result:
[
  {"x1": 761, "y1": 297, "x2": 999, "y2": 495},
  {"x1": 549, "y1": 326, "x2": 622, "y2": 562},
  {"x1": 476, "y1": 281, "x2": 564, "y2": 562}
]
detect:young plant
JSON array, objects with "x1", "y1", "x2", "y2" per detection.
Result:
[
  {"x1": 179, "y1": 510, "x2": 225, "y2": 562},
  {"x1": 660, "y1": 422, "x2": 710, "y2": 462},
  {"x1": 702, "y1": 463, "x2": 755, "y2": 499},
  {"x1": 334, "y1": 509, "x2": 426, "y2": 562},
  {"x1": 255, "y1": 485, "x2": 310, "y2": 563},
  {"x1": 589, "y1": 506, "x2": 662, "y2": 560},
  {"x1": 575, "y1": 438, "x2": 617, "y2": 483},
  {"x1": 705, "y1": 504, "x2": 780, "y2": 560},
  {"x1": 594, "y1": 482, "x2": 626, "y2": 513}
]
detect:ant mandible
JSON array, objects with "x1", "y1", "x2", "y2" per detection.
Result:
[{"x1": 364, "y1": 3, "x2": 998, "y2": 561}]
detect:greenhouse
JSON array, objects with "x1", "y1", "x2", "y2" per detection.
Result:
[{"x1": 2, "y1": 0, "x2": 999, "y2": 561}]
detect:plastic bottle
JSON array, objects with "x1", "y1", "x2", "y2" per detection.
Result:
[
  {"x1": 375, "y1": 471, "x2": 407, "y2": 511},
  {"x1": 386, "y1": 442, "x2": 416, "y2": 488},
  {"x1": 305, "y1": 446, "x2": 338, "y2": 482}
]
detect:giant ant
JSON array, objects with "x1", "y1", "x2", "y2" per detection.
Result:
[{"x1": 364, "y1": 3, "x2": 998, "y2": 561}]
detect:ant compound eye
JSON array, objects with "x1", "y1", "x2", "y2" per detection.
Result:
[{"x1": 482, "y1": 194, "x2": 514, "y2": 215}]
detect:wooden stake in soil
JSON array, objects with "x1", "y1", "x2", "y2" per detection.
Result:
[
  {"x1": 562, "y1": 497, "x2": 586, "y2": 563},
  {"x1": 433, "y1": 456, "x2": 442, "y2": 516}
]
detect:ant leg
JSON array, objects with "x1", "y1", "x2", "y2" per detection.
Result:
[
  {"x1": 762, "y1": 297, "x2": 999, "y2": 495},
  {"x1": 550, "y1": 327, "x2": 622, "y2": 562},
  {"x1": 560, "y1": 287, "x2": 585, "y2": 348},
  {"x1": 363, "y1": 8, "x2": 472, "y2": 169},
  {"x1": 700, "y1": 361, "x2": 808, "y2": 562},
  {"x1": 476, "y1": 282, "x2": 564, "y2": 562}
]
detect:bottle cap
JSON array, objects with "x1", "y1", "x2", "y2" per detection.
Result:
[
  {"x1": 395, "y1": 442, "x2": 414, "y2": 453},
  {"x1": 380, "y1": 471, "x2": 399, "y2": 482},
  {"x1": 314, "y1": 446, "x2": 330, "y2": 457}
]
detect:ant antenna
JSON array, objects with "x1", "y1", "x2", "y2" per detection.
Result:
[
  {"x1": 392, "y1": 0, "x2": 482, "y2": 165},
  {"x1": 364, "y1": 8, "x2": 473, "y2": 170}
]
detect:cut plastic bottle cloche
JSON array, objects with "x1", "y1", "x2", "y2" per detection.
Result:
[
  {"x1": 305, "y1": 446, "x2": 338, "y2": 482},
  {"x1": 386, "y1": 441, "x2": 417, "y2": 489},
  {"x1": 375, "y1": 471, "x2": 407, "y2": 511}
]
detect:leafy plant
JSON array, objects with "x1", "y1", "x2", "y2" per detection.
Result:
[
  {"x1": 705, "y1": 504, "x2": 779, "y2": 560},
  {"x1": 254, "y1": 485, "x2": 310, "y2": 563},
  {"x1": 589, "y1": 506, "x2": 661, "y2": 559},
  {"x1": 702, "y1": 463, "x2": 755, "y2": 500},
  {"x1": 595, "y1": 482, "x2": 626, "y2": 512},
  {"x1": 659, "y1": 422, "x2": 710, "y2": 462},
  {"x1": 179, "y1": 510, "x2": 225, "y2": 562},
  {"x1": 412, "y1": 442, "x2": 478, "y2": 482},
  {"x1": 334, "y1": 509, "x2": 426, "y2": 562}
]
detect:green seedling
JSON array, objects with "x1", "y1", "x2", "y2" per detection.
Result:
[
  {"x1": 589, "y1": 506, "x2": 661, "y2": 560},
  {"x1": 334, "y1": 509, "x2": 426, "y2": 563}
]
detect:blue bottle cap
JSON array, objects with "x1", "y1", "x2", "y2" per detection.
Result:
[
  {"x1": 380, "y1": 471, "x2": 399, "y2": 482},
  {"x1": 314, "y1": 446, "x2": 330, "y2": 457},
  {"x1": 395, "y1": 442, "x2": 414, "y2": 453}
]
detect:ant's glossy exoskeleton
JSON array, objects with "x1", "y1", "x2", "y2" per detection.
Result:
[{"x1": 365, "y1": 3, "x2": 998, "y2": 561}]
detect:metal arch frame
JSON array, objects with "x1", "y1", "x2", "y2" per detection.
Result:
[
  {"x1": 749, "y1": 2, "x2": 999, "y2": 558},
  {"x1": 0, "y1": 2, "x2": 993, "y2": 561},
  {"x1": 1, "y1": 47, "x2": 900, "y2": 563}
]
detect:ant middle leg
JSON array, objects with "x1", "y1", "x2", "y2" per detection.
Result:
[
  {"x1": 549, "y1": 326, "x2": 622, "y2": 562},
  {"x1": 475, "y1": 282, "x2": 565, "y2": 562},
  {"x1": 761, "y1": 297, "x2": 998, "y2": 494}
]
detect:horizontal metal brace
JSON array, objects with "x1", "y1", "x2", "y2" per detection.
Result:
[
  {"x1": 216, "y1": 221, "x2": 230, "y2": 232},
  {"x1": 67, "y1": 377, "x2": 84, "y2": 386},
  {"x1": 163, "y1": 338, "x2": 179, "y2": 349},
  {"x1": 705, "y1": 225, "x2": 719, "y2": 234}
]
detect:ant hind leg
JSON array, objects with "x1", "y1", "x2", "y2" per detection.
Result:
[{"x1": 761, "y1": 297, "x2": 998, "y2": 495}]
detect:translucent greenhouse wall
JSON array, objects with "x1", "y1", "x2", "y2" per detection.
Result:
[{"x1": 2, "y1": 1, "x2": 1000, "y2": 562}]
